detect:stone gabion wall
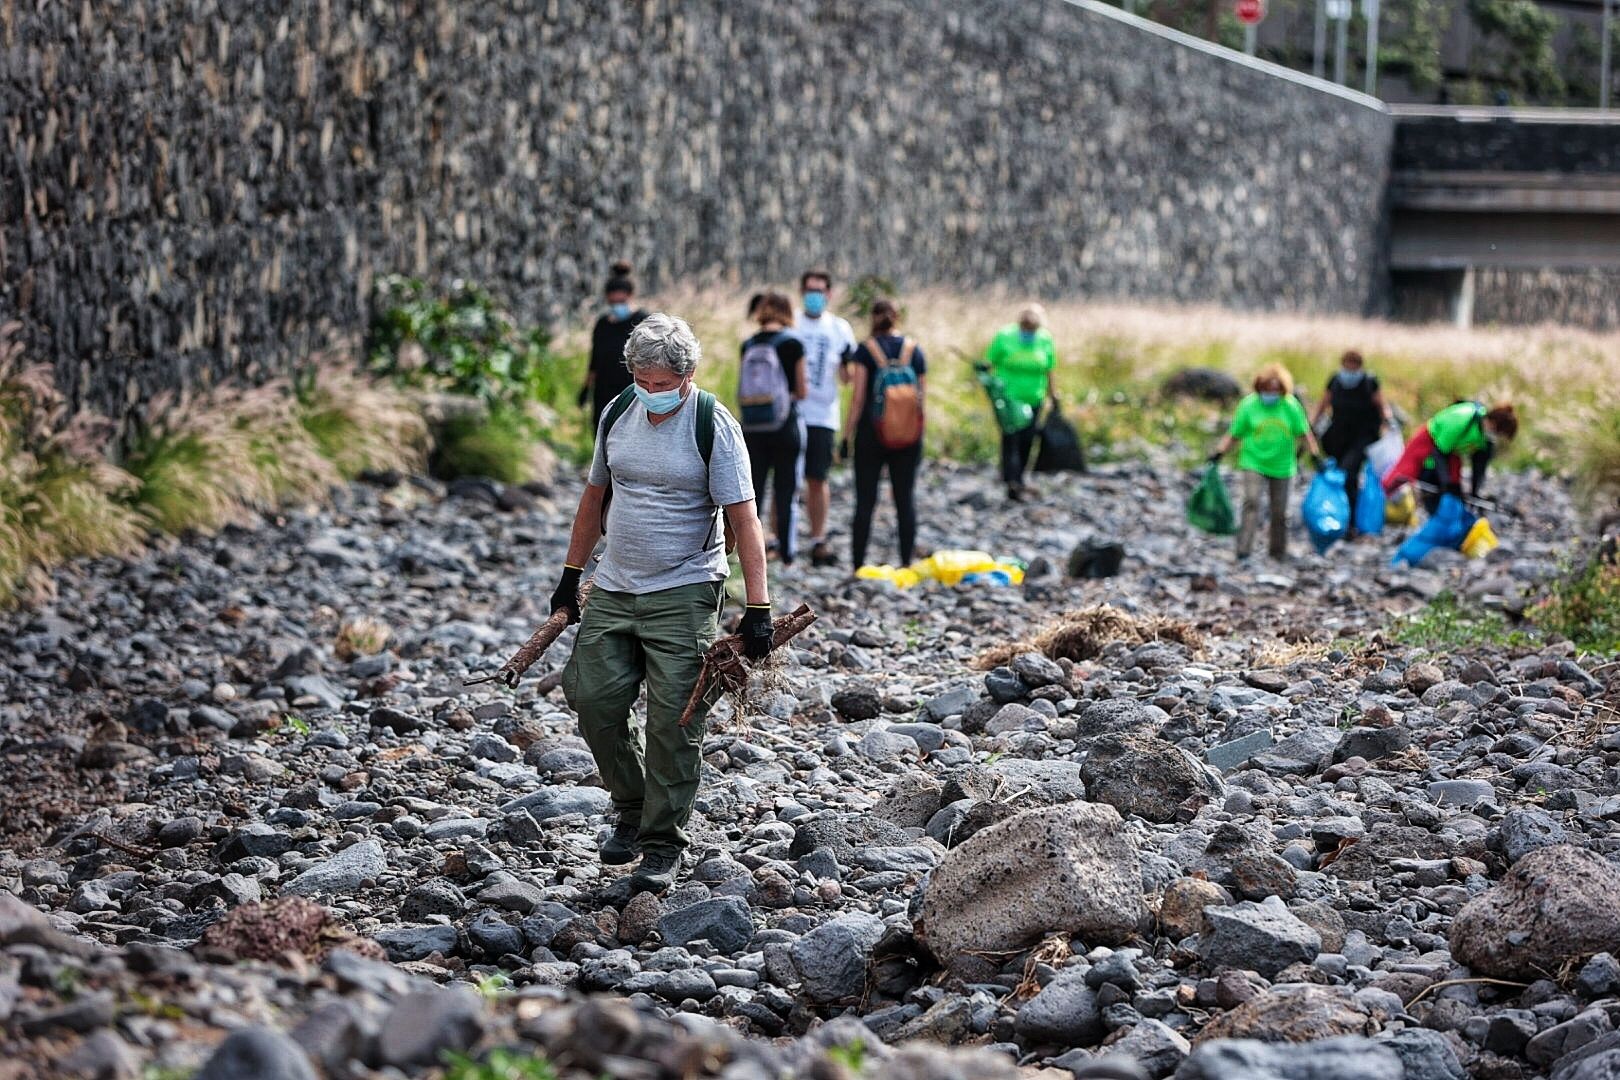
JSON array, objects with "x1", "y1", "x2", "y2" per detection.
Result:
[
  {"x1": 1474, "y1": 268, "x2": 1620, "y2": 331},
  {"x1": 2, "y1": 0, "x2": 1394, "y2": 417}
]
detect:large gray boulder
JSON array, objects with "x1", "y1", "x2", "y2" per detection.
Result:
[
  {"x1": 1450, "y1": 845, "x2": 1620, "y2": 979},
  {"x1": 1082, "y1": 735, "x2": 1225, "y2": 823},
  {"x1": 920, "y1": 802, "x2": 1144, "y2": 981},
  {"x1": 791, "y1": 911, "x2": 886, "y2": 1003}
]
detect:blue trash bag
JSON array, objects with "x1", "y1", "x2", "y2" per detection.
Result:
[
  {"x1": 1302, "y1": 461, "x2": 1352, "y2": 554},
  {"x1": 1392, "y1": 493, "x2": 1476, "y2": 567},
  {"x1": 1354, "y1": 459, "x2": 1386, "y2": 537}
]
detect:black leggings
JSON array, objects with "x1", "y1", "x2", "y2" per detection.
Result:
[
  {"x1": 1324, "y1": 426, "x2": 1376, "y2": 531},
  {"x1": 852, "y1": 432, "x2": 922, "y2": 568},
  {"x1": 1001, "y1": 426, "x2": 1038, "y2": 486},
  {"x1": 744, "y1": 421, "x2": 801, "y2": 563}
]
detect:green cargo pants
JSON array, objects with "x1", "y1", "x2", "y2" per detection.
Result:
[{"x1": 560, "y1": 581, "x2": 723, "y2": 857}]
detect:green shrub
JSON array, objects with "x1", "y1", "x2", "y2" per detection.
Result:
[
  {"x1": 1390, "y1": 591, "x2": 1538, "y2": 650},
  {"x1": 435, "y1": 408, "x2": 545, "y2": 484},
  {"x1": 368, "y1": 276, "x2": 552, "y2": 412},
  {"x1": 1531, "y1": 555, "x2": 1620, "y2": 654},
  {"x1": 442, "y1": 1048, "x2": 558, "y2": 1080}
]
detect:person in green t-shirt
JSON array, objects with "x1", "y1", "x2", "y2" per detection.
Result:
[
  {"x1": 1209, "y1": 363, "x2": 1323, "y2": 561},
  {"x1": 984, "y1": 303, "x2": 1058, "y2": 501},
  {"x1": 1382, "y1": 400, "x2": 1518, "y2": 514}
]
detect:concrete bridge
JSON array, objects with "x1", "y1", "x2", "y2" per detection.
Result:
[{"x1": 1387, "y1": 105, "x2": 1620, "y2": 328}]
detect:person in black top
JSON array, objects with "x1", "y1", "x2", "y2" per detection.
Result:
[
  {"x1": 738, "y1": 291, "x2": 807, "y2": 565},
  {"x1": 844, "y1": 300, "x2": 927, "y2": 570},
  {"x1": 580, "y1": 261, "x2": 649, "y2": 425},
  {"x1": 1310, "y1": 350, "x2": 1394, "y2": 537}
]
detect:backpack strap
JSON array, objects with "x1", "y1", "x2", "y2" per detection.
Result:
[
  {"x1": 897, "y1": 338, "x2": 916, "y2": 368},
  {"x1": 599, "y1": 386, "x2": 639, "y2": 472},
  {"x1": 694, "y1": 390, "x2": 715, "y2": 465}
]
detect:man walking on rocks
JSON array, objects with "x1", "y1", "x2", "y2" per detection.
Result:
[
  {"x1": 794, "y1": 270, "x2": 857, "y2": 567},
  {"x1": 552, "y1": 314, "x2": 777, "y2": 895}
]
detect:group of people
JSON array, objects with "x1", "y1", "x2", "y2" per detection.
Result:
[
  {"x1": 1210, "y1": 350, "x2": 1519, "y2": 561},
  {"x1": 551, "y1": 265, "x2": 1519, "y2": 896}
]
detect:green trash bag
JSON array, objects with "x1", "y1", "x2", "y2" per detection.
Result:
[
  {"x1": 974, "y1": 364, "x2": 1035, "y2": 434},
  {"x1": 1186, "y1": 464, "x2": 1238, "y2": 535}
]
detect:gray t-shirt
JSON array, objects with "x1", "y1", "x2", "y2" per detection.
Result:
[{"x1": 587, "y1": 393, "x2": 754, "y2": 594}]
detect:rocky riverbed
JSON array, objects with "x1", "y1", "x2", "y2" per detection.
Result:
[{"x1": 2, "y1": 454, "x2": 1617, "y2": 1080}]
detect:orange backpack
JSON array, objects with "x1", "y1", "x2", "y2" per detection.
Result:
[{"x1": 867, "y1": 337, "x2": 924, "y2": 450}]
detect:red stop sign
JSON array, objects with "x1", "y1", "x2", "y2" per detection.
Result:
[{"x1": 1236, "y1": 0, "x2": 1265, "y2": 22}]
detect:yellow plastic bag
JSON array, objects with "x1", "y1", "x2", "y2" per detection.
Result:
[
  {"x1": 912, "y1": 550, "x2": 999, "y2": 586},
  {"x1": 856, "y1": 564, "x2": 924, "y2": 588},
  {"x1": 1461, "y1": 518, "x2": 1499, "y2": 559},
  {"x1": 1386, "y1": 487, "x2": 1417, "y2": 526}
]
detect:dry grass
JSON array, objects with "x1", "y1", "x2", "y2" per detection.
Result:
[
  {"x1": 335, "y1": 616, "x2": 392, "y2": 661},
  {"x1": 1250, "y1": 639, "x2": 1332, "y2": 669},
  {"x1": 0, "y1": 325, "x2": 144, "y2": 605},
  {"x1": 973, "y1": 603, "x2": 1204, "y2": 669},
  {"x1": 298, "y1": 363, "x2": 429, "y2": 479},
  {"x1": 4, "y1": 345, "x2": 434, "y2": 607}
]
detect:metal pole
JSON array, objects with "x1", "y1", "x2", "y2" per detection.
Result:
[
  {"x1": 1334, "y1": 13, "x2": 1349, "y2": 85},
  {"x1": 1245, "y1": 22, "x2": 1257, "y2": 54},
  {"x1": 1603, "y1": 0, "x2": 1614, "y2": 110},
  {"x1": 1364, "y1": 0, "x2": 1381, "y2": 96},
  {"x1": 1313, "y1": 0, "x2": 1327, "y2": 78}
]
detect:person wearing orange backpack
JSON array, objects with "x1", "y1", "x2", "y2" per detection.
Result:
[{"x1": 844, "y1": 299, "x2": 926, "y2": 569}]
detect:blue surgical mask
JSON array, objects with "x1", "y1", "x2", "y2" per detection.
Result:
[
  {"x1": 802, "y1": 291, "x2": 827, "y2": 317},
  {"x1": 610, "y1": 302, "x2": 632, "y2": 321},
  {"x1": 633, "y1": 382, "x2": 685, "y2": 415},
  {"x1": 1019, "y1": 329, "x2": 1038, "y2": 346},
  {"x1": 1337, "y1": 369, "x2": 1365, "y2": 387},
  {"x1": 1259, "y1": 392, "x2": 1282, "y2": 405}
]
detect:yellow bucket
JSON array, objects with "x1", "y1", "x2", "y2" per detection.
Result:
[{"x1": 1461, "y1": 518, "x2": 1499, "y2": 559}]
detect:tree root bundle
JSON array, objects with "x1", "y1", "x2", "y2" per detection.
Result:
[{"x1": 679, "y1": 604, "x2": 818, "y2": 727}]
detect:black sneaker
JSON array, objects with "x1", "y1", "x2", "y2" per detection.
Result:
[
  {"x1": 599, "y1": 823, "x2": 640, "y2": 866},
  {"x1": 628, "y1": 851, "x2": 679, "y2": 895},
  {"x1": 810, "y1": 542, "x2": 837, "y2": 567}
]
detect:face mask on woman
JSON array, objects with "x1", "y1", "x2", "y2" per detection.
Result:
[
  {"x1": 1337, "y1": 369, "x2": 1365, "y2": 387},
  {"x1": 633, "y1": 381, "x2": 685, "y2": 415},
  {"x1": 802, "y1": 291, "x2": 827, "y2": 317},
  {"x1": 610, "y1": 302, "x2": 632, "y2": 321},
  {"x1": 1018, "y1": 329, "x2": 1038, "y2": 346},
  {"x1": 1259, "y1": 391, "x2": 1282, "y2": 405}
]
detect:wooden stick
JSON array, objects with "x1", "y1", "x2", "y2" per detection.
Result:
[
  {"x1": 678, "y1": 604, "x2": 818, "y2": 726},
  {"x1": 467, "y1": 583, "x2": 595, "y2": 687}
]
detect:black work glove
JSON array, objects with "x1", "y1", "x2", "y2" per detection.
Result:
[
  {"x1": 1206, "y1": 450, "x2": 1224, "y2": 464},
  {"x1": 739, "y1": 604, "x2": 774, "y2": 661},
  {"x1": 551, "y1": 565, "x2": 583, "y2": 626},
  {"x1": 838, "y1": 438, "x2": 851, "y2": 464},
  {"x1": 576, "y1": 385, "x2": 590, "y2": 409},
  {"x1": 1311, "y1": 453, "x2": 1325, "y2": 471}
]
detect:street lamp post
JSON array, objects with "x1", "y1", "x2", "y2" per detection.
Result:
[
  {"x1": 1314, "y1": 0, "x2": 1328, "y2": 78},
  {"x1": 1363, "y1": 0, "x2": 1381, "y2": 96},
  {"x1": 1327, "y1": 0, "x2": 1351, "y2": 85},
  {"x1": 1603, "y1": 0, "x2": 1614, "y2": 110}
]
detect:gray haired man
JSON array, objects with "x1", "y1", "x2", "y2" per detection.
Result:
[{"x1": 553, "y1": 313, "x2": 776, "y2": 895}]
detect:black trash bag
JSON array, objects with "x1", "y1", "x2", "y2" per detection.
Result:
[
  {"x1": 1034, "y1": 405, "x2": 1087, "y2": 473},
  {"x1": 1067, "y1": 539, "x2": 1125, "y2": 579}
]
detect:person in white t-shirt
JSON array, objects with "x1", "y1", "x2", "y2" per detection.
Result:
[{"x1": 793, "y1": 270, "x2": 857, "y2": 567}]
